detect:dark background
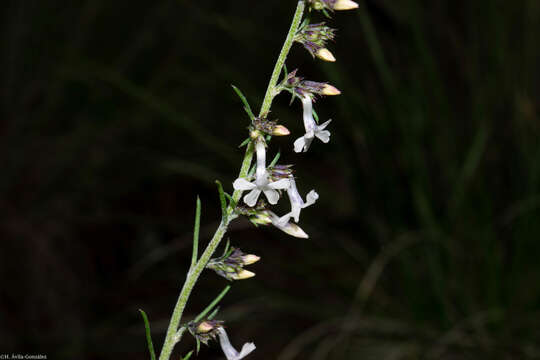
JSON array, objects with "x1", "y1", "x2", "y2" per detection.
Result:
[{"x1": 2, "y1": 0, "x2": 540, "y2": 359}]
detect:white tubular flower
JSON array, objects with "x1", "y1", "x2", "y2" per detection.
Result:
[
  {"x1": 217, "y1": 327, "x2": 256, "y2": 360},
  {"x1": 269, "y1": 211, "x2": 309, "y2": 239},
  {"x1": 233, "y1": 140, "x2": 290, "y2": 206},
  {"x1": 294, "y1": 95, "x2": 332, "y2": 153},
  {"x1": 284, "y1": 179, "x2": 319, "y2": 222}
]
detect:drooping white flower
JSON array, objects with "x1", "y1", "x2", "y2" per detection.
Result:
[
  {"x1": 282, "y1": 178, "x2": 318, "y2": 222},
  {"x1": 269, "y1": 211, "x2": 309, "y2": 239},
  {"x1": 233, "y1": 140, "x2": 290, "y2": 206},
  {"x1": 217, "y1": 327, "x2": 256, "y2": 360},
  {"x1": 294, "y1": 95, "x2": 332, "y2": 153}
]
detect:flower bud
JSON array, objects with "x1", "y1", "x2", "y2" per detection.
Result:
[
  {"x1": 321, "y1": 84, "x2": 341, "y2": 96},
  {"x1": 241, "y1": 254, "x2": 261, "y2": 265},
  {"x1": 249, "y1": 210, "x2": 273, "y2": 226},
  {"x1": 316, "y1": 48, "x2": 336, "y2": 62},
  {"x1": 231, "y1": 269, "x2": 255, "y2": 280},
  {"x1": 295, "y1": 22, "x2": 336, "y2": 61},
  {"x1": 252, "y1": 116, "x2": 289, "y2": 137},
  {"x1": 207, "y1": 248, "x2": 259, "y2": 281},
  {"x1": 279, "y1": 70, "x2": 340, "y2": 99},
  {"x1": 197, "y1": 321, "x2": 216, "y2": 333},
  {"x1": 188, "y1": 319, "x2": 224, "y2": 345},
  {"x1": 333, "y1": 0, "x2": 359, "y2": 10},
  {"x1": 308, "y1": 0, "x2": 359, "y2": 12},
  {"x1": 272, "y1": 124, "x2": 290, "y2": 136}
]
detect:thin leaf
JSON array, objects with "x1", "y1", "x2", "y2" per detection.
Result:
[
  {"x1": 231, "y1": 85, "x2": 255, "y2": 120},
  {"x1": 282, "y1": 63, "x2": 288, "y2": 81},
  {"x1": 224, "y1": 192, "x2": 237, "y2": 209},
  {"x1": 139, "y1": 309, "x2": 157, "y2": 360},
  {"x1": 196, "y1": 338, "x2": 201, "y2": 355},
  {"x1": 191, "y1": 197, "x2": 201, "y2": 268},
  {"x1": 208, "y1": 306, "x2": 220, "y2": 320},
  {"x1": 248, "y1": 163, "x2": 256, "y2": 177},
  {"x1": 194, "y1": 286, "x2": 231, "y2": 322},
  {"x1": 269, "y1": 151, "x2": 281, "y2": 167},
  {"x1": 215, "y1": 180, "x2": 228, "y2": 221},
  {"x1": 182, "y1": 350, "x2": 194, "y2": 360},
  {"x1": 222, "y1": 239, "x2": 231, "y2": 257},
  {"x1": 238, "y1": 137, "x2": 251, "y2": 148}
]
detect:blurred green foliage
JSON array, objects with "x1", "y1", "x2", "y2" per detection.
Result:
[{"x1": 1, "y1": 0, "x2": 539, "y2": 359}]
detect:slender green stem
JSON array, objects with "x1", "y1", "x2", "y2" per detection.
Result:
[
  {"x1": 157, "y1": 3, "x2": 305, "y2": 360},
  {"x1": 259, "y1": 1, "x2": 305, "y2": 116}
]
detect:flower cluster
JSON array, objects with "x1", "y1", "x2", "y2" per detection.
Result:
[
  {"x1": 231, "y1": 2, "x2": 357, "y2": 243},
  {"x1": 206, "y1": 247, "x2": 260, "y2": 281},
  {"x1": 294, "y1": 22, "x2": 337, "y2": 61}
]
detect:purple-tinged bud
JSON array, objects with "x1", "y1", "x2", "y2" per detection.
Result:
[
  {"x1": 280, "y1": 70, "x2": 340, "y2": 99},
  {"x1": 252, "y1": 116, "x2": 289, "y2": 137},
  {"x1": 188, "y1": 319, "x2": 224, "y2": 345},
  {"x1": 295, "y1": 22, "x2": 336, "y2": 61},
  {"x1": 207, "y1": 248, "x2": 259, "y2": 281}
]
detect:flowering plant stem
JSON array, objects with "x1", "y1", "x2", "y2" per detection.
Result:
[{"x1": 157, "y1": 2, "x2": 306, "y2": 360}]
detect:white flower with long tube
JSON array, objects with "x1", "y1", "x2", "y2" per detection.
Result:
[
  {"x1": 281, "y1": 178, "x2": 318, "y2": 223},
  {"x1": 233, "y1": 140, "x2": 290, "y2": 207},
  {"x1": 294, "y1": 95, "x2": 332, "y2": 153},
  {"x1": 217, "y1": 327, "x2": 256, "y2": 360}
]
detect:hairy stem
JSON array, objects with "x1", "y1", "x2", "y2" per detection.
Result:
[
  {"x1": 259, "y1": 1, "x2": 306, "y2": 116},
  {"x1": 157, "y1": 2, "x2": 305, "y2": 360}
]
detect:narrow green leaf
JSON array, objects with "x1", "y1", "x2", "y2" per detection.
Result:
[
  {"x1": 231, "y1": 85, "x2": 255, "y2": 120},
  {"x1": 196, "y1": 338, "x2": 201, "y2": 354},
  {"x1": 182, "y1": 350, "x2": 194, "y2": 360},
  {"x1": 222, "y1": 239, "x2": 230, "y2": 256},
  {"x1": 194, "y1": 286, "x2": 231, "y2": 323},
  {"x1": 191, "y1": 197, "x2": 201, "y2": 268},
  {"x1": 238, "y1": 137, "x2": 251, "y2": 148},
  {"x1": 282, "y1": 63, "x2": 288, "y2": 81},
  {"x1": 224, "y1": 192, "x2": 236, "y2": 209},
  {"x1": 139, "y1": 309, "x2": 157, "y2": 360},
  {"x1": 269, "y1": 151, "x2": 281, "y2": 167},
  {"x1": 248, "y1": 163, "x2": 256, "y2": 177},
  {"x1": 215, "y1": 180, "x2": 228, "y2": 221},
  {"x1": 208, "y1": 306, "x2": 220, "y2": 320}
]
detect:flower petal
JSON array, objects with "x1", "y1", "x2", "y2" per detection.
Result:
[
  {"x1": 305, "y1": 190, "x2": 319, "y2": 206},
  {"x1": 294, "y1": 136, "x2": 306, "y2": 153},
  {"x1": 263, "y1": 188, "x2": 280, "y2": 204},
  {"x1": 233, "y1": 178, "x2": 256, "y2": 190},
  {"x1": 302, "y1": 136, "x2": 314, "y2": 151},
  {"x1": 268, "y1": 178, "x2": 290, "y2": 190},
  {"x1": 238, "y1": 343, "x2": 256, "y2": 359},
  {"x1": 243, "y1": 189, "x2": 261, "y2": 207},
  {"x1": 318, "y1": 119, "x2": 332, "y2": 130},
  {"x1": 315, "y1": 130, "x2": 331, "y2": 143}
]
